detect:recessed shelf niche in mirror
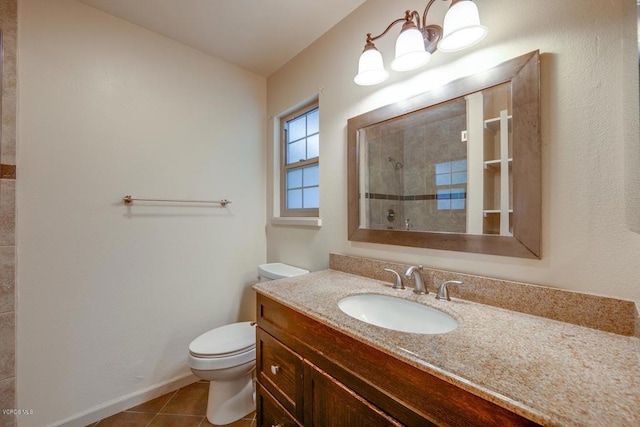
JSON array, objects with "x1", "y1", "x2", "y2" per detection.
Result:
[{"x1": 348, "y1": 50, "x2": 541, "y2": 259}]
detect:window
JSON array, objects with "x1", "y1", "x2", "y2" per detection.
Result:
[
  {"x1": 281, "y1": 101, "x2": 319, "y2": 217},
  {"x1": 435, "y1": 159, "x2": 467, "y2": 210}
]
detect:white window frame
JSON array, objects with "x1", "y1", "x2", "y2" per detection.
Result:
[{"x1": 279, "y1": 100, "x2": 320, "y2": 218}]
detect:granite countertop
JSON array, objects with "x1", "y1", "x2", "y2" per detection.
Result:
[{"x1": 253, "y1": 269, "x2": 640, "y2": 427}]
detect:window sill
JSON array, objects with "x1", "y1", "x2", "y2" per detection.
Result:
[{"x1": 271, "y1": 217, "x2": 322, "y2": 228}]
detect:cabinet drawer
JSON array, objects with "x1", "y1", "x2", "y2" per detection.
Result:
[
  {"x1": 257, "y1": 382, "x2": 301, "y2": 427},
  {"x1": 257, "y1": 327, "x2": 303, "y2": 419}
]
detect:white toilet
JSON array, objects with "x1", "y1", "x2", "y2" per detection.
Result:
[{"x1": 187, "y1": 263, "x2": 308, "y2": 425}]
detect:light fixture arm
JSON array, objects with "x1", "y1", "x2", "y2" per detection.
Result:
[
  {"x1": 363, "y1": 1, "x2": 451, "y2": 54},
  {"x1": 421, "y1": 0, "x2": 439, "y2": 28},
  {"x1": 420, "y1": 0, "x2": 455, "y2": 53},
  {"x1": 354, "y1": 0, "x2": 487, "y2": 86},
  {"x1": 421, "y1": 0, "x2": 462, "y2": 27},
  {"x1": 365, "y1": 11, "x2": 414, "y2": 44}
]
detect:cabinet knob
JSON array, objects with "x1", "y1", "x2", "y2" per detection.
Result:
[{"x1": 270, "y1": 365, "x2": 280, "y2": 375}]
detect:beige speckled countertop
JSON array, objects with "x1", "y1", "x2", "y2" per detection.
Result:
[{"x1": 253, "y1": 269, "x2": 640, "y2": 427}]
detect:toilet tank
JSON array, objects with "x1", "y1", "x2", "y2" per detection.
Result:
[{"x1": 257, "y1": 263, "x2": 309, "y2": 281}]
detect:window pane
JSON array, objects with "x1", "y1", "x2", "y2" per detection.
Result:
[
  {"x1": 307, "y1": 134, "x2": 319, "y2": 159},
  {"x1": 435, "y1": 162, "x2": 451, "y2": 174},
  {"x1": 286, "y1": 169, "x2": 302, "y2": 189},
  {"x1": 435, "y1": 174, "x2": 451, "y2": 186},
  {"x1": 437, "y1": 199, "x2": 451, "y2": 210},
  {"x1": 307, "y1": 109, "x2": 319, "y2": 134},
  {"x1": 451, "y1": 199, "x2": 465, "y2": 210},
  {"x1": 303, "y1": 165, "x2": 319, "y2": 187},
  {"x1": 452, "y1": 172, "x2": 467, "y2": 184},
  {"x1": 437, "y1": 189, "x2": 451, "y2": 199},
  {"x1": 303, "y1": 187, "x2": 319, "y2": 208},
  {"x1": 450, "y1": 188, "x2": 465, "y2": 199},
  {"x1": 451, "y1": 159, "x2": 467, "y2": 172},
  {"x1": 287, "y1": 140, "x2": 306, "y2": 164},
  {"x1": 287, "y1": 189, "x2": 302, "y2": 209},
  {"x1": 288, "y1": 116, "x2": 306, "y2": 142}
]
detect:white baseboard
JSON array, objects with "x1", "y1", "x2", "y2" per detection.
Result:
[{"x1": 48, "y1": 373, "x2": 199, "y2": 427}]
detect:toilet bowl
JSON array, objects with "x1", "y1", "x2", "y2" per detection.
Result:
[
  {"x1": 188, "y1": 321, "x2": 256, "y2": 425},
  {"x1": 188, "y1": 263, "x2": 308, "y2": 425}
]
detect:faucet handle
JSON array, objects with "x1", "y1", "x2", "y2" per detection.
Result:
[
  {"x1": 384, "y1": 268, "x2": 404, "y2": 290},
  {"x1": 436, "y1": 280, "x2": 463, "y2": 301}
]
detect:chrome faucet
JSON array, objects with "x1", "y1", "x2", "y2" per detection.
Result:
[
  {"x1": 384, "y1": 268, "x2": 404, "y2": 290},
  {"x1": 436, "y1": 280, "x2": 463, "y2": 301},
  {"x1": 405, "y1": 265, "x2": 426, "y2": 294}
]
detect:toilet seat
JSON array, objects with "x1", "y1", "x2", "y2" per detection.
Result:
[{"x1": 188, "y1": 321, "x2": 256, "y2": 371}]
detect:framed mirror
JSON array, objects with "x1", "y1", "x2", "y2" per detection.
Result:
[{"x1": 348, "y1": 50, "x2": 541, "y2": 258}]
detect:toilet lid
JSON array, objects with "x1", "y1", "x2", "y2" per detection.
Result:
[
  {"x1": 258, "y1": 263, "x2": 309, "y2": 280},
  {"x1": 189, "y1": 321, "x2": 255, "y2": 358}
]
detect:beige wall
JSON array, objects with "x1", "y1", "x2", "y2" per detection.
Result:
[
  {"x1": 17, "y1": 0, "x2": 266, "y2": 425},
  {"x1": 266, "y1": 0, "x2": 640, "y2": 301}
]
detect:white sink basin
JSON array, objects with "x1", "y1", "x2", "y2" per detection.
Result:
[{"x1": 338, "y1": 294, "x2": 457, "y2": 334}]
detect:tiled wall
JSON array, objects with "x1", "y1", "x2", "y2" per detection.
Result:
[
  {"x1": 365, "y1": 125, "x2": 405, "y2": 229},
  {"x1": 0, "y1": 0, "x2": 16, "y2": 426},
  {"x1": 406, "y1": 113, "x2": 466, "y2": 232},
  {"x1": 364, "y1": 103, "x2": 467, "y2": 233}
]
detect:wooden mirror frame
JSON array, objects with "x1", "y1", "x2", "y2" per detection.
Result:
[{"x1": 347, "y1": 50, "x2": 541, "y2": 259}]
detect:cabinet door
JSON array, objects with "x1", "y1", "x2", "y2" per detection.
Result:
[
  {"x1": 303, "y1": 360, "x2": 402, "y2": 427},
  {"x1": 257, "y1": 327, "x2": 304, "y2": 420},
  {"x1": 257, "y1": 382, "x2": 302, "y2": 427}
]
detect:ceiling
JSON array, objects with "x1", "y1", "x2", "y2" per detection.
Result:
[{"x1": 75, "y1": 0, "x2": 366, "y2": 77}]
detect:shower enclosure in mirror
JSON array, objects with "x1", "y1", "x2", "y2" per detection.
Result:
[
  {"x1": 360, "y1": 83, "x2": 511, "y2": 235},
  {"x1": 348, "y1": 51, "x2": 540, "y2": 258}
]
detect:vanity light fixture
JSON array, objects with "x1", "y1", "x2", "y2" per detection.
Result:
[{"x1": 354, "y1": 0, "x2": 488, "y2": 86}]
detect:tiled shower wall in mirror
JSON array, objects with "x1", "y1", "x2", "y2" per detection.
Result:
[
  {"x1": 0, "y1": 0, "x2": 17, "y2": 426},
  {"x1": 364, "y1": 98, "x2": 467, "y2": 233}
]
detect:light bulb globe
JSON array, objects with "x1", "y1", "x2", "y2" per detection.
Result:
[
  {"x1": 438, "y1": 1, "x2": 488, "y2": 52},
  {"x1": 391, "y1": 26, "x2": 430, "y2": 71},
  {"x1": 354, "y1": 47, "x2": 389, "y2": 86}
]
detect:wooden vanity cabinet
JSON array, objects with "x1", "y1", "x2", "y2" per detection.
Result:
[
  {"x1": 257, "y1": 327, "x2": 304, "y2": 420},
  {"x1": 256, "y1": 382, "x2": 301, "y2": 427},
  {"x1": 256, "y1": 294, "x2": 539, "y2": 427},
  {"x1": 257, "y1": 325, "x2": 402, "y2": 427},
  {"x1": 303, "y1": 360, "x2": 403, "y2": 427}
]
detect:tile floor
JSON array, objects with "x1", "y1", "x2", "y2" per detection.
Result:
[{"x1": 89, "y1": 381, "x2": 256, "y2": 427}]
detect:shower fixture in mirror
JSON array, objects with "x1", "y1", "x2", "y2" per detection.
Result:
[{"x1": 348, "y1": 50, "x2": 541, "y2": 258}]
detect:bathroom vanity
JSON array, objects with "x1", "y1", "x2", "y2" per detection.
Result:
[
  {"x1": 256, "y1": 293, "x2": 537, "y2": 426},
  {"x1": 253, "y1": 260, "x2": 640, "y2": 427}
]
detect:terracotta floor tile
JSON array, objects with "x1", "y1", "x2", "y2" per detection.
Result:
[
  {"x1": 200, "y1": 417, "x2": 252, "y2": 427},
  {"x1": 200, "y1": 411, "x2": 256, "y2": 427},
  {"x1": 94, "y1": 382, "x2": 256, "y2": 426},
  {"x1": 160, "y1": 382, "x2": 208, "y2": 416},
  {"x1": 127, "y1": 392, "x2": 176, "y2": 413},
  {"x1": 94, "y1": 411, "x2": 155, "y2": 426},
  {"x1": 147, "y1": 414, "x2": 203, "y2": 427}
]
